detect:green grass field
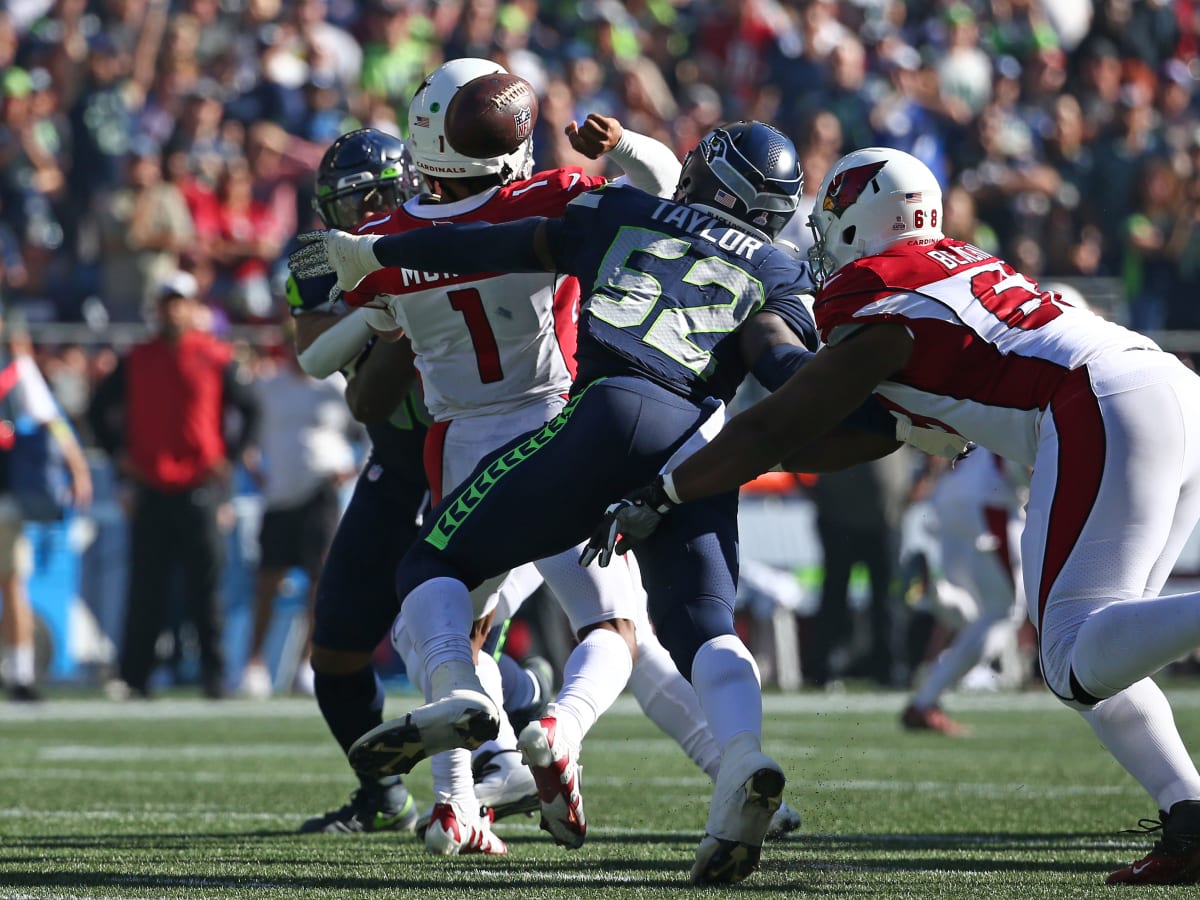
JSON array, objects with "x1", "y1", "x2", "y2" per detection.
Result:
[{"x1": 3, "y1": 684, "x2": 1200, "y2": 899}]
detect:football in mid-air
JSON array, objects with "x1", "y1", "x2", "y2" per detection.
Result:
[{"x1": 444, "y1": 73, "x2": 539, "y2": 159}]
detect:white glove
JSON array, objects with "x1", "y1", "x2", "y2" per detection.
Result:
[
  {"x1": 288, "y1": 230, "x2": 384, "y2": 292},
  {"x1": 894, "y1": 413, "x2": 975, "y2": 460}
]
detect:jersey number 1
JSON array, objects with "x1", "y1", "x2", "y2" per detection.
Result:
[{"x1": 448, "y1": 288, "x2": 503, "y2": 383}]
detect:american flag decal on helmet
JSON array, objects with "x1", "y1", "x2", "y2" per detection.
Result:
[
  {"x1": 414, "y1": 116, "x2": 431, "y2": 127},
  {"x1": 714, "y1": 189, "x2": 737, "y2": 209},
  {"x1": 904, "y1": 192, "x2": 922, "y2": 203}
]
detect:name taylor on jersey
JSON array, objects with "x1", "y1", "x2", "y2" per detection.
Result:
[{"x1": 648, "y1": 199, "x2": 767, "y2": 260}]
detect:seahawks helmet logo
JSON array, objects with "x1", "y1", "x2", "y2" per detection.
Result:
[{"x1": 823, "y1": 161, "x2": 886, "y2": 216}]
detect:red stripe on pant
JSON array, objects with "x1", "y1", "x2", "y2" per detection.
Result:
[
  {"x1": 1036, "y1": 365, "x2": 1105, "y2": 630},
  {"x1": 423, "y1": 420, "x2": 450, "y2": 506}
]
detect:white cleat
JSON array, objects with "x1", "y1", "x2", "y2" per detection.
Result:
[
  {"x1": 518, "y1": 717, "x2": 586, "y2": 849},
  {"x1": 766, "y1": 799, "x2": 802, "y2": 840},
  {"x1": 349, "y1": 690, "x2": 500, "y2": 778},
  {"x1": 474, "y1": 748, "x2": 539, "y2": 821},
  {"x1": 423, "y1": 802, "x2": 508, "y2": 856},
  {"x1": 691, "y1": 735, "x2": 786, "y2": 886}
]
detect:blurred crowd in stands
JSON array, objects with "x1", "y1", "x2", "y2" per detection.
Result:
[{"x1": 1, "y1": 0, "x2": 1197, "y2": 342}]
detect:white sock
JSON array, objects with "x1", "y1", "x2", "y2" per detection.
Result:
[
  {"x1": 629, "y1": 631, "x2": 721, "y2": 781},
  {"x1": 0, "y1": 644, "x2": 34, "y2": 686},
  {"x1": 1078, "y1": 677, "x2": 1200, "y2": 811},
  {"x1": 690, "y1": 634, "x2": 762, "y2": 752},
  {"x1": 551, "y1": 628, "x2": 633, "y2": 749},
  {"x1": 476, "y1": 652, "x2": 518, "y2": 751},
  {"x1": 1072, "y1": 593, "x2": 1200, "y2": 698},
  {"x1": 912, "y1": 614, "x2": 1005, "y2": 710},
  {"x1": 401, "y1": 578, "x2": 479, "y2": 700},
  {"x1": 430, "y1": 747, "x2": 478, "y2": 814}
]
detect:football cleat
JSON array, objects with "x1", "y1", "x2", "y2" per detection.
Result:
[
  {"x1": 424, "y1": 803, "x2": 508, "y2": 856},
  {"x1": 298, "y1": 778, "x2": 419, "y2": 834},
  {"x1": 766, "y1": 800, "x2": 802, "y2": 840},
  {"x1": 692, "y1": 735, "x2": 785, "y2": 886},
  {"x1": 349, "y1": 690, "x2": 500, "y2": 778},
  {"x1": 901, "y1": 703, "x2": 967, "y2": 737},
  {"x1": 473, "y1": 748, "x2": 539, "y2": 821},
  {"x1": 1107, "y1": 800, "x2": 1200, "y2": 885},
  {"x1": 518, "y1": 717, "x2": 586, "y2": 849}
]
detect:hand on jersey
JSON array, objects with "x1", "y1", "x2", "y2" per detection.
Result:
[
  {"x1": 566, "y1": 114, "x2": 623, "y2": 160},
  {"x1": 580, "y1": 477, "x2": 677, "y2": 568},
  {"x1": 288, "y1": 230, "x2": 385, "y2": 292}
]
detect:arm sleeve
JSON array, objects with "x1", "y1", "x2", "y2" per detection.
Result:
[
  {"x1": 606, "y1": 130, "x2": 682, "y2": 199},
  {"x1": 13, "y1": 356, "x2": 60, "y2": 424},
  {"x1": 221, "y1": 363, "x2": 261, "y2": 459},
  {"x1": 372, "y1": 218, "x2": 552, "y2": 275},
  {"x1": 86, "y1": 359, "x2": 127, "y2": 457},
  {"x1": 296, "y1": 307, "x2": 375, "y2": 378}
]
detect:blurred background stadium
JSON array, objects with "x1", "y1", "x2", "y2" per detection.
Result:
[{"x1": 3, "y1": 0, "x2": 1200, "y2": 696}]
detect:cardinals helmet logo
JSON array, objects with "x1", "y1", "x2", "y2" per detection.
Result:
[{"x1": 823, "y1": 161, "x2": 886, "y2": 216}]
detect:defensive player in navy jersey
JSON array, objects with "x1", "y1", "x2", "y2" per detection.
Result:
[
  {"x1": 291, "y1": 122, "x2": 918, "y2": 884},
  {"x1": 285, "y1": 129, "x2": 431, "y2": 835}
]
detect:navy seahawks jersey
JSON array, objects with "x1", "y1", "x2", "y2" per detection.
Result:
[
  {"x1": 286, "y1": 272, "x2": 429, "y2": 472},
  {"x1": 545, "y1": 185, "x2": 818, "y2": 404}
]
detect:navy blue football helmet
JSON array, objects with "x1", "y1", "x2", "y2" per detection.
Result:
[
  {"x1": 315, "y1": 129, "x2": 423, "y2": 230},
  {"x1": 674, "y1": 121, "x2": 803, "y2": 240}
]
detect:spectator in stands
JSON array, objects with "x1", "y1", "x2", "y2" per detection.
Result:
[
  {"x1": 87, "y1": 271, "x2": 259, "y2": 700},
  {"x1": 0, "y1": 309, "x2": 91, "y2": 701},
  {"x1": 96, "y1": 136, "x2": 195, "y2": 323}
]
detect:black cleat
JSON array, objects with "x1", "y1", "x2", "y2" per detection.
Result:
[{"x1": 299, "y1": 778, "x2": 419, "y2": 834}]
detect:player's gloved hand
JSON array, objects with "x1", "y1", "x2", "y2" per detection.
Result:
[
  {"x1": 580, "y1": 476, "x2": 677, "y2": 568},
  {"x1": 565, "y1": 113, "x2": 623, "y2": 159},
  {"x1": 893, "y1": 412, "x2": 975, "y2": 461},
  {"x1": 288, "y1": 230, "x2": 384, "y2": 292}
]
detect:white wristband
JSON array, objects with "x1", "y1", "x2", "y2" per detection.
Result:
[{"x1": 660, "y1": 471, "x2": 683, "y2": 505}]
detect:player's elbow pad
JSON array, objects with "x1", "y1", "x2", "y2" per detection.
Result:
[
  {"x1": 375, "y1": 218, "x2": 549, "y2": 274},
  {"x1": 297, "y1": 309, "x2": 374, "y2": 379},
  {"x1": 751, "y1": 343, "x2": 815, "y2": 392}
]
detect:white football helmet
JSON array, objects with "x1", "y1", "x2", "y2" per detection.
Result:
[
  {"x1": 407, "y1": 58, "x2": 535, "y2": 185},
  {"x1": 807, "y1": 147, "x2": 943, "y2": 283}
]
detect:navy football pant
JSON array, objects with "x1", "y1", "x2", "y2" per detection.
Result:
[
  {"x1": 311, "y1": 455, "x2": 428, "y2": 653},
  {"x1": 396, "y1": 376, "x2": 740, "y2": 675}
]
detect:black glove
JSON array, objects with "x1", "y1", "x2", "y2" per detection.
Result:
[{"x1": 579, "y1": 476, "x2": 677, "y2": 568}]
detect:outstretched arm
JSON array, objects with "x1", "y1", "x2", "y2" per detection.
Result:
[
  {"x1": 567, "y1": 114, "x2": 682, "y2": 198},
  {"x1": 288, "y1": 218, "x2": 560, "y2": 291}
]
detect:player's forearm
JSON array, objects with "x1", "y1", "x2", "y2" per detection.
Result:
[
  {"x1": 607, "y1": 129, "x2": 682, "y2": 199},
  {"x1": 295, "y1": 308, "x2": 374, "y2": 378}
]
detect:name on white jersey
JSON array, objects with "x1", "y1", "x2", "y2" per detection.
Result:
[
  {"x1": 926, "y1": 243, "x2": 993, "y2": 271},
  {"x1": 649, "y1": 200, "x2": 765, "y2": 260},
  {"x1": 401, "y1": 268, "x2": 459, "y2": 286}
]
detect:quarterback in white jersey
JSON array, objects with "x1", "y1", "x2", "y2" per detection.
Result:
[{"x1": 603, "y1": 147, "x2": 1200, "y2": 886}]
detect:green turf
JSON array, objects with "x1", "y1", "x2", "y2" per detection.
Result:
[{"x1": 2, "y1": 684, "x2": 1199, "y2": 898}]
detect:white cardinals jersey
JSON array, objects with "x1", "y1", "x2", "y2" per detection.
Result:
[
  {"x1": 815, "y1": 238, "x2": 1157, "y2": 466},
  {"x1": 345, "y1": 167, "x2": 608, "y2": 422}
]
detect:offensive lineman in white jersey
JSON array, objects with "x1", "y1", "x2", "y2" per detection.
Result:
[
  {"x1": 596, "y1": 146, "x2": 1200, "y2": 886},
  {"x1": 338, "y1": 58, "x2": 800, "y2": 854}
]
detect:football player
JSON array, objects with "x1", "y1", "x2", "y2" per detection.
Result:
[
  {"x1": 901, "y1": 449, "x2": 1031, "y2": 735},
  {"x1": 593, "y1": 146, "x2": 1200, "y2": 887},
  {"x1": 290, "y1": 120, "x2": 925, "y2": 884},
  {"x1": 302, "y1": 59, "x2": 815, "y2": 858}
]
